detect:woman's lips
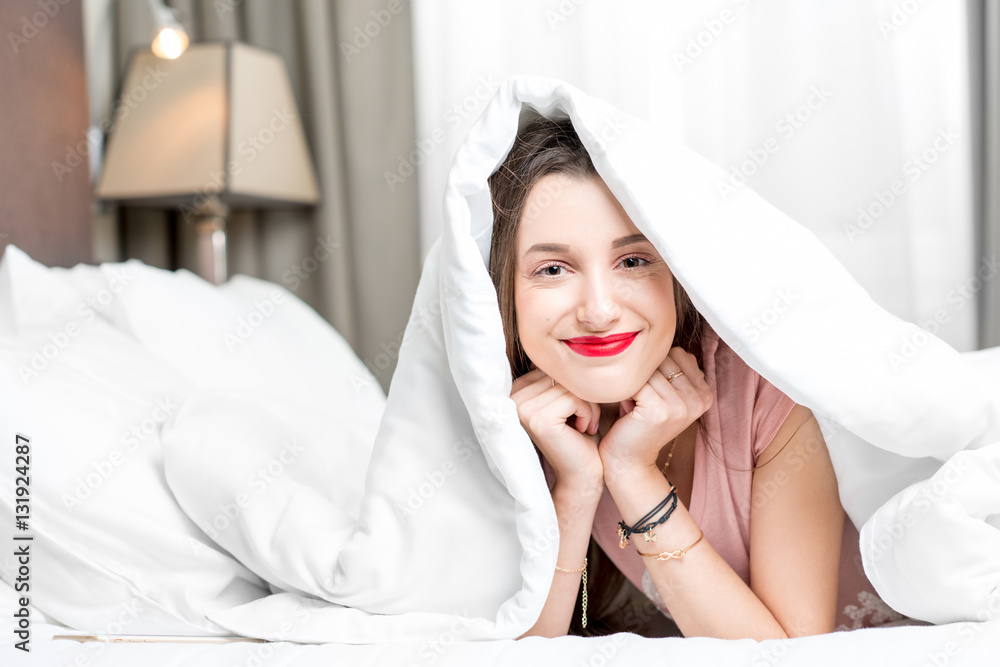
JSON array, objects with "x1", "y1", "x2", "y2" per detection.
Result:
[{"x1": 562, "y1": 332, "x2": 639, "y2": 357}]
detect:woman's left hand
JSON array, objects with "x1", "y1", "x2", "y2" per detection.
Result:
[{"x1": 598, "y1": 347, "x2": 714, "y2": 477}]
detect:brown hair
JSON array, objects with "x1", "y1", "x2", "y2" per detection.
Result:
[{"x1": 486, "y1": 114, "x2": 719, "y2": 636}]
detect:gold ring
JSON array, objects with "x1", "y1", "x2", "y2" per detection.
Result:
[
  {"x1": 666, "y1": 370, "x2": 685, "y2": 383},
  {"x1": 552, "y1": 377, "x2": 556, "y2": 387}
]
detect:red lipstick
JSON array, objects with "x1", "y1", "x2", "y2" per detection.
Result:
[{"x1": 562, "y1": 331, "x2": 639, "y2": 357}]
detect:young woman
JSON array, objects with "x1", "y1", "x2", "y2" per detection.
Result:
[{"x1": 488, "y1": 115, "x2": 905, "y2": 640}]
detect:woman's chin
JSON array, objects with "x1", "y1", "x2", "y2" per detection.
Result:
[
  {"x1": 563, "y1": 384, "x2": 640, "y2": 406},
  {"x1": 549, "y1": 368, "x2": 647, "y2": 404}
]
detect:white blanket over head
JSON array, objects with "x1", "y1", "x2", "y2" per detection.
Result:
[{"x1": 167, "y1": 75, "x2": 1000, "y2": 643}]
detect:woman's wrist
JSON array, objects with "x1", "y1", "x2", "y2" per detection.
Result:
[
  {"x1": 602, "y1": 460, "x2": 687, "y2": 530},
  {"x1": 551, "y1": 475, "x2": 604, "y2": 510},
  {"x1": 600, "y1": 453, "x2": 659, "y2": 489}
]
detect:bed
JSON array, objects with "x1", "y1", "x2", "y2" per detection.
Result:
[
  {"x1": 0, "y1": 245, "x2": 998, "y2": 666},
  {"x1": 3, "y1": 593, "x2": 1000, "y2": 666},
  {"x1": 2, "y1": 3, "x2": 1000, "y2": 664}
]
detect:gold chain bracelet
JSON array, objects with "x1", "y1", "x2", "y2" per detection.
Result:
[
  {"x1": 635, "y1": 529, "x2": 704, "y2": 561},
  {"x1": 554, "y1": 556, "x2": 588, "y2": 628}
]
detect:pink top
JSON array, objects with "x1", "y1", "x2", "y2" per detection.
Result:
[{"x1": 540, "y1": 322, "x2": 904, "y2": 632}]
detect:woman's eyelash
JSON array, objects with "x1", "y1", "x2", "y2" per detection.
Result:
[{"x1": 531, "y1": 254, "x2": 654, "y2": 277}]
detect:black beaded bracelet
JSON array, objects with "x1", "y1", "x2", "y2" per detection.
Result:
[{"x1": 617, "y1": 486, "x2": 678, "y2": 549}]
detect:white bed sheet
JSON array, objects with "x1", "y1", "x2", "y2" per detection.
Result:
[
  {"x1": 3, "y1": 576, "x2": 998, "y2": 666},
  {"x1": 5, "y1": 620, "x2": 1000, "y2": 666}
]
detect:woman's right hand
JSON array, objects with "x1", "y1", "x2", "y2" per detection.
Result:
[{"x1": 511, "y1": 365, "x2": 604, "y2": 489}]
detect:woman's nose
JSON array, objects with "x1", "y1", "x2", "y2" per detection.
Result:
[{"x1": 578, "y1": 272, "x2": 622, "y2": 327}]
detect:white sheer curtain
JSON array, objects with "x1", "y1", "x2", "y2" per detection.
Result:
[{"x1": 412, "y1": 0, "x2": 977, "y2": 350}]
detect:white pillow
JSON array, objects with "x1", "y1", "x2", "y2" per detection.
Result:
[
  {"x1": 0, "y1": 244, "x2": 388, "y2": 634},
  {"x1": 58, "y1": 257, "x2": 388, "y2": 604},
  {"x1": 160, "y1": 386, "x2": 370, "y2": 599},
  {"x1": 54, "y1": 258, "x2": 387, "y2": 423},
  {"x1": 0, "y1": 248, "x2": 270, "y2": 632},
  {"x1": 0, "y1": 246, "x2": 88, "y2": 335}
]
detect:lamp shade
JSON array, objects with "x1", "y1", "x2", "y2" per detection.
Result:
[{"x1": 96, "y1": 42, "x2": 319, "y2": 208}]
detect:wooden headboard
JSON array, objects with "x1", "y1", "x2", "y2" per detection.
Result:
[{"x1": 0, "y1": 0, "x2": 92, "y2": 267}]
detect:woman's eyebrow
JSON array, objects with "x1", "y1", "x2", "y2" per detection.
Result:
[
  {"x1": 523, "y1": 234, "x2": 650, "y2": 256},
  {"x1": 611, "y1": 233, "x2": 649, "y2": 248}
]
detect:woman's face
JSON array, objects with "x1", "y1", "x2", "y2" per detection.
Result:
[{"x1": 514, "y1": 172, "x2": 677, "y2": 404}]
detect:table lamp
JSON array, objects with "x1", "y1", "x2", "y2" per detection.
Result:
[{"x1": 96, "y1": 42, "x2": 320, "y2": 284}]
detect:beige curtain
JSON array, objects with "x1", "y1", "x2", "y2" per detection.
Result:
[{"x1": 96, "y1": 0, "x2": 420, "y2": 392}]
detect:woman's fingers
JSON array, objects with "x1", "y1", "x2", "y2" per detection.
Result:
[
  {"x1": 549, "y1": 389, "x2": 591, "y2": 433},
  {"x1": 551, "y1": 383, "x2": 599, "y2": 435},
  {"x1": 511, "y1": 367, "x2": 548, "y2": 397},
  {"x1": 511, "y1": 367, "x2": 600, "y2": 436},
  {"x1": 642, "y1": 347, "x2": 712, "y2": 416},
  {"x1": 667, "y1": 347, "x2": 713, "y2": 411},
  {"x1": 560, "y1": 392, "x2": 601, "y2": 436},
  {"x1": 574, "y1": 397, "x2": 600, "y2": 435},
  {"x1": 516, "y1": 378, "x2": 599, "y2": 435}
]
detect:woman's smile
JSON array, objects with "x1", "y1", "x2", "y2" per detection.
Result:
[{"x1": 562, "y1": 331, "x2": 640, "y2": 357}]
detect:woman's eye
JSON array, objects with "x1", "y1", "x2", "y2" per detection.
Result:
[
  {"x1": 533, "y1": 264, "x2": 563, "y2": 277},
  {"x1": 621, "y1": 255, "x2": 650, "y2": 269},
  {"x1": 532, "y1": 255, "x2": 651, "y2": 278}
]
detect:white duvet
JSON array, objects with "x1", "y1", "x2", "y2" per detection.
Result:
[{"x1": 2, "y1": 75, "x2": 1000, "y2": 660}]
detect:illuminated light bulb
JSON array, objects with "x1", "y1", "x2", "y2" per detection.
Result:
[{"x1": 152, "y1": 26, "x2": 189, "y2": 60}]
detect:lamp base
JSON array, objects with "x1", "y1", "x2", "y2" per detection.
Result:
[{"x1": 191, "y1": 197, "x2": 229, "y2": 285}]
